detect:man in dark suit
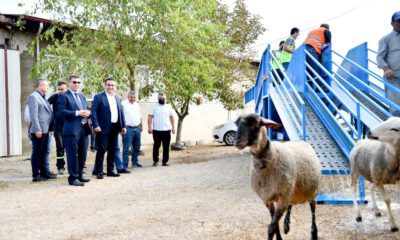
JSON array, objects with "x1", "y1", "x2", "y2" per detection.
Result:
[
  {"x1": 48, "y1": 82, "x2": 68, "y2": 175},
  {"x1": 28, "y1": 78, "x2": 56, "y2": 182},
  {"x1": 58, "y1": 74, "x2": 91, "y2": 186},
  {"x1": 91, "y1": 77, "x2": 127, "y2": 179}
]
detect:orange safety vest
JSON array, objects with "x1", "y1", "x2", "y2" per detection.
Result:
[{"x1": 304, "y1": 27, "x2": 326, "y2": 55}]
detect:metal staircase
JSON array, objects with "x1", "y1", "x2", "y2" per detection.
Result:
[{"x1": 245, "y1": 41, "x2": 400, "y2": 204}]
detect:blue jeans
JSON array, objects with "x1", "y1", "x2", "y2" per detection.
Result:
[
  {"x1": 305, "y1": 44, "x2": 327, "y2": 80},
  {"x1": 114, "y1": 143, "x2": 124, "y2": 171},
  {"x1": 122, "y1": 127, "x2": 141, "y2": 168}
]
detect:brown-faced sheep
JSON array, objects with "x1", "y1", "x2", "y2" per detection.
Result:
[
  {"x1": 235, "y1": 113, "x2": 321, "y2": 240},
  {"x1": 351, "y1": 117, "x2": 400, "y2": 232}
]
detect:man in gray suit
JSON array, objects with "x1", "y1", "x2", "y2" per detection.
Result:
[{"x1": 28, "y1": 78, "x2": 56, "y2": 182}]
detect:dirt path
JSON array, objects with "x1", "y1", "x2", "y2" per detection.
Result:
[{"x1": 0, "y1": 145, "x2": 400, "y2": 239}]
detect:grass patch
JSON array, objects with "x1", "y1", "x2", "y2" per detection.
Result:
[{"x1": 0, "y1": 181, "x2": 9, "y2": 189}]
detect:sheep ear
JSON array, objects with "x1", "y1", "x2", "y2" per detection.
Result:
[
  {"x1": 259, "y1": 117, "x2": 282, "y2": 129},
  {"x1": 234, "y1": 116, "x2": 241, "y2": 126}
]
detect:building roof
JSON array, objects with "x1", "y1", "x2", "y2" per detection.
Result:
[{"x1": 0, "y1": 13, "x2": 52, "y2": 33}]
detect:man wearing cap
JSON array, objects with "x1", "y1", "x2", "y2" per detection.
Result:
[
  {"x1": 377, "y1": 11, "x2": 400, "y2": 116},
  {"x1": 148, "y1": 93, "x2": 175, "y2": 167}
]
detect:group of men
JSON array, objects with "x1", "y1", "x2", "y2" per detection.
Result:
[
  {"x1": 271, "y1": 24, "x2": 331, "y2": 87},
  {"x1": 271, "y1": 11, "x2": 400, "y2": 116},
  {"x1": 27, "y1": 75, "x2": 175, "y2": 186}
]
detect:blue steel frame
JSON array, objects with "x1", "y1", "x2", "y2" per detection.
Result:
[{"x1": 243, "y1": 42, "x2": 391, "y2": 204}]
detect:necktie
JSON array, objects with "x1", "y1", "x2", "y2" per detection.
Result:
[
  {"x1": 75, "y1": 93, "x2": 87, "y2": 124},
  {"x1": 75, "y1": 93, "x2": 84, "y2": 110}
]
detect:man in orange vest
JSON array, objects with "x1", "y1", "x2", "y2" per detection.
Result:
[{"x1": 304, "y1": 24, "x2": 331, "y2": 88}]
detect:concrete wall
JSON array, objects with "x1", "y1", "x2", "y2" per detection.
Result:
[{"x1": 138, "y1": 101, "x2": 243, "y2": 145}]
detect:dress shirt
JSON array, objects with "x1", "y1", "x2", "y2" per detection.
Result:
[
  {"x1": 149, "y1": 103, "x2": 174, "y2": 131},
  {"x1": 106, "y1": 92, "x2": 118, "y2": 123},
  {"x1": 122, "y1": 100, "x2": 141, "y2": 127},
  {"x1": 377, "y1": 31, "x2": 400, "y2": 77}
]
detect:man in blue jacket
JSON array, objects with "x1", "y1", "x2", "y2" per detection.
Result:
[
  {"x1": 58, "y1": 74, "x2": 91, "y2": 186},
  {"x1": 91, "y1": 77, "x2": 127, "y2": 179}
]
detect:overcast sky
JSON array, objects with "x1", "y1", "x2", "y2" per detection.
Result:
[{"x1": 1, "y1": 0, "x2": 399, "y2": 57}]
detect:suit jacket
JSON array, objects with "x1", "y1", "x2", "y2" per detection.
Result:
[
  {"x1": 28, "y1": 90, "x2": 53, "y2": 134},
  {"x1": 91, "y1": 91, "x2": 126, "y2": 135},
  {"x1": 48, "y1": 93, "x2": 64, "y2": 127},
  {"x1": 58, "y1": 90, "x2": 89, "y2": 136}
]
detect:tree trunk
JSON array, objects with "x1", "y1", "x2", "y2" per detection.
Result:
[
  {"x1": 129, "y1": 80, "x2": 135, "y2": 92},
  {"x1": 175, "y1": 115, "x2": 185, "y2": 147},
  {"x1": 127, "y1": 63, "x2": 136, "y2": 92}
]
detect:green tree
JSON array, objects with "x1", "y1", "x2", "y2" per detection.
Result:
[
  {"x1": 155, "y1": 0, "x2": 265, "y2": 146},
  {"x1": 31, "y1": 0, "x2": 169, "y2": 93},
  {"x1": 31, "y1": 0, "x2": 265, "y2": 147}
]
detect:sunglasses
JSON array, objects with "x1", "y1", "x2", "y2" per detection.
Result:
[{"x1": 72, "y1": 81, "x2": 81, "y2": 84}]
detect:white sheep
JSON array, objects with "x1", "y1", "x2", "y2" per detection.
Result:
[
  {"x1": 235, "y1": 113, "x2": 321, "y2": 240},
  {"x1": 351, "y1": 116, "x2": 400, "y2": 232}
]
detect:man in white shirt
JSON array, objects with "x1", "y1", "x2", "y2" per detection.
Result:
[
  {"x1": 91, "y1": 77, "x2": 127, "y2": 179},
  {"x1": 122, "y1": 91, "x2": 143, "y2": 169},
  {"x1": 148, "y1": 93, "x2": 175, "y2": 167}
]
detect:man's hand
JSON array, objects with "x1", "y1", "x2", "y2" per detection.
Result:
[
  {"x1": 121, "y1": 128, "x2": 127, "y2": 135},
  {"x1": 384, "y1": 68, "x2": 395, "y2": 80},
  {"x1": 148, "y1": 128, "x2": 152, "y2": 134},
  {"x1": 79, "y1": 110, "x2": 90, "y2": 118},
  {"x1": 94, "y1": 127, "x2": 102, "y2": 133},
  {"x1": 35, "y1": 131, "x2": 43, "y2": 138}
]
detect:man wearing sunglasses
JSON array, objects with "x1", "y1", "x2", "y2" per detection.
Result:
[{"x1": 58, "y1": 74, "x2": 91, "y2": 186}]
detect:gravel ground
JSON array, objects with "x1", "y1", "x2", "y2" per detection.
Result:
[{"x1": 0, "y1": 144, "x2": 400, "y2": 240}]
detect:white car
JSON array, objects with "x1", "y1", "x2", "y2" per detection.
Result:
[{"x1": 212, "y1": 120, "x2": 238, "y2": 146}]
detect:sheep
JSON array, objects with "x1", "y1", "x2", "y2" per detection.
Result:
[
  {"x1": 234, "y1": 113, "x2": 321, "y2": 240},
  {"x1": 351, "y1": 117, "x2": 400, "y2": 232}
]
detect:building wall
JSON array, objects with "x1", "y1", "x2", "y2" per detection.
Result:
[
  {"x1": 138, "y1": 101, "x2": 243, "y2": 145},
  {"x1": 0, "y1": 28, "x2": 40, "y2": 154}
]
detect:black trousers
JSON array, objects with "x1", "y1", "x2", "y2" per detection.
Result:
[
  {"x1": 30, "y1": 133, "x2": 50, "y2": 177},
  {"x1": 152, "y1": 130, "x2": 171, "y2": 163},
  {"x1": 93, "y1": 123, "x2": 119, "y2": 174},
  {"x1": 54, "y1": 124, "x2": 65, "y2": 170}
]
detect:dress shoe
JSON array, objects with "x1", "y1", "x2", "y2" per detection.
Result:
[
  {"x1": 58, "y1": 168, "x2": 65, "y2": 175},
  {"x1": 152, "y1": 162, "x2": 158, "y2": 167},
  {"x1": 97, "y1": 173, "x2": 105, "y2": 179},
  {"x1": 162, "y1": 163, "x2": 170, "y2": 167},
  {"x1": 32, "y1": 176, "x2": 43, "y2": 182},
  {"x1": 117, "y1": 169, "x2": 131, "y2": 174},
  {"x1": 107, "y1": 172, "x2": 120, "y2": 177},
  {"x1": 78, "y1": 177, "x2": 91, "y2": 182},
  {"x1": 70, "y1": 179, "x2": 84, "y2": 186},
  {"x1": 41, "y1": 174, "x2": 57, "y2": 179},
  {"x1": 133, "y1": 163, "x2": 143, "y2": 168}
]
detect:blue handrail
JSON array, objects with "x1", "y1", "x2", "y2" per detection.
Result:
[
  {"x1": 333, "y1": 50, "x2": 400, "y2": 95},
  {"x1": 333, "y1": 50, "x2": 400, "y2": 115},
  {"x1": 269, "y1": 48, "x2": 307, "y2": 140}
]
